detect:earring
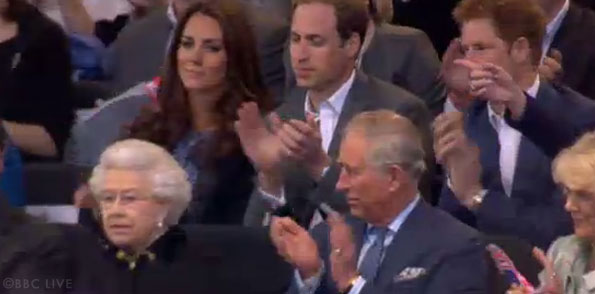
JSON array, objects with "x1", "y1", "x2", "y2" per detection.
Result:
[{"x1": 157, "y1": 221, "x2": 164, "y2": 228}]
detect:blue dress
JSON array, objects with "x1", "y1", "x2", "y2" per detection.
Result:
[{"x1": 172, "y1": 131, "x2": 213, "y2": 187}]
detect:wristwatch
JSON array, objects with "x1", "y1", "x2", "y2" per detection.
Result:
[
  {"x1": 468, "y1": 189, "x2": 488, "y2": 211},
  {"x1": 340, "y1": 275, "x2": 360, "y2": 294}
]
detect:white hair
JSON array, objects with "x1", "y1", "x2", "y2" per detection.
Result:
[
  {"x1": 344, "y1": 110, "x2": 426, "y2": 180},
  {"x1": 88, "y1": 139, "x2": 192, "y2": 225}
]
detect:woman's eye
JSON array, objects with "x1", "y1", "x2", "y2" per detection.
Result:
[
  {"x1": 205, "y1": 45, "x2": 222, "y2": 52},
  {"x1": 181, "y1": 39, "x2": 194, "y2": 49}
]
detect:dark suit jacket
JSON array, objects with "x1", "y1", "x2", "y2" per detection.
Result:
[
  {"x1": 550, "y1": 3, "x2": 595, "y2": 100},
  {"x1": 505, "y1": 82, "x2": 595, "y2": 159},
  {"x1": 289, "y1": 200, "x2": 486, "y2": 294},
  {"x1": 439, "y1": 82, "x2": 574, "y2": 250},
  {"x1": 0, "y1": 198, "x2": 72, "y2": 294},
  {"x1": 244, "y1": 71, "x2": 432, "y2": 227},
  {"x1": 62, "y1": 225, "x2": 292, "y2": 294},
  {"x1": 104, "y1": 6, "x2": 288, "y2": 98},
  {"x1": 284, "y1": 23, "x2": 444, "y2": 114}
]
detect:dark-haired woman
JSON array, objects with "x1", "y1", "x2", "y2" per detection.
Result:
[
  {"x1": 0, "y1": 0, "x2": 74, "y2": 162},
  {"x1": 128, "y1": 0, "x2": 273, "y2": 225}
]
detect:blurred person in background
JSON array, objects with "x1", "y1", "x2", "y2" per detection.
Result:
[{"x1": 0, "y1": 0, "x2": 75, "y2": 162}]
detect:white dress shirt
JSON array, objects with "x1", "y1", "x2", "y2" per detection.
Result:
[
  {"x1": 487, "y1": 76, "x2": 540, "y2": 197},
  {"x1": 304, "y1": 71, "x2": 354, "y2": 152},
  {"x1": 296, "y1": 196, "x2": 421, "y2": 294},
  {"x1": 258, "y1": 71, "x2": 356, "y2": 224},
  {"x1": 541, "y1": 0, "x2": 570, "y2": 62}
]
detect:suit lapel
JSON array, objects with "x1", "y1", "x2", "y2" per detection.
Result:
[
  {"x1": 466, "y1": 103, "x2": 502, "y2": 187},
  {"x1": 510, "y1": 82, "x2": 555, "y2": 199},
  {"x1": 550, "y1": 4, "x2": 579, "y2": 52},
  {"x1": 327, "y1": 72, "x2": 371, "y2": 159},
  {"x1": 360, "y1": 26, "x2": 383, "y2": 78}
]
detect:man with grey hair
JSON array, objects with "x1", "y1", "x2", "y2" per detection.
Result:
[{"x1": 270, "y1": 110, "x2": 486, "y2": 294}]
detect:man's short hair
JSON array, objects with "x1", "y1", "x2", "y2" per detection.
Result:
[
  {"x1": 454, "y1": 0, "x2": 547, "y2": 66},
  {"x1": 293, "y1": 0, "x2": 369, "y2": 45},
  {"x1": 344, "y1": 110, "x2": 426, "y2": 180}
]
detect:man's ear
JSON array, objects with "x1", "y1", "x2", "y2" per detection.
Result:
[
  {"x1": 387, "y1": 164, "x2": 407, "y2": 193},
  {"x1": 344, "y1": 32, "x2": 362, "y2": 60},
  {"x1": 510, "y1": 37, "x2": 532, "y2": 65}
]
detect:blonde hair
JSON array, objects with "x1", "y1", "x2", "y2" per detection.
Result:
[
  {"x1": 89, "y1": 139, "x2": 192, "y2": 225},
  {"x1": 553, "y1": 132, "x2": 595, "y2": 189},
  {"x1": 344, "y1": 110, "x2": 426, "y2": 180}
]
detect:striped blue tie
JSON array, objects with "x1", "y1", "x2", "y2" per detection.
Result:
[{"x1": 359, "y1": 227, "x2": 388, "y2": 281}]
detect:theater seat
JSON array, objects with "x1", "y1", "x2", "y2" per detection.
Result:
[{"x1": 22, "y1": 163, "x2": 90, "y2": 223}]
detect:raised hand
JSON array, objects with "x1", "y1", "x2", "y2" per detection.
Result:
[
  {"x1": 433, "y1": 112, "x2": 483, "y2": 209},
  {"x1": 270, "y1": 217, "x2": 322, "y2": 279},
  {"x1": 533, "y1": 247, "x2": 563, "y2": 294},
  {"x1": 454, "y1": 59, "x2": 527, "y2": 119},
  {"x1": 327, "y1": 213, "x2": 358, "y2": 292},
  {"x1": 539, "y1": 49, "x2": 563, "y2": 82},
  {"x1": 235, "y1": 102, "x2": 283, "y2": 174},
  {"x1": 441, "y1": 39, "x2": 474, "y2": 111},
  {"x1": 277, "y1": 113, "x2": 330, "y2": 181}
]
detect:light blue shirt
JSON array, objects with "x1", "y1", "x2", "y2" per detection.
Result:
[{"x1": 296, "y1": 196, "x2": 421, "y2": 294}]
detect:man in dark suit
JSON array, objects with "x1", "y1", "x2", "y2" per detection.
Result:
[
  {"x1": 284, "y1": 0, "x2": 445, "y2": 114},
  {"x1": 536, "y1": 0, "x2": 595, "y2": 100},
  {"x1": 270, "y1": 110, "x2": 486, "y2": 294},
  {"x1": 104, "y1": 0, "x2": 289, "y2": 98},
  {"x1": 239, "y1": 0, "x2": 431, "y2": 228},
  {"x1": 435, "y1": 0, "x2": 574, "y2": 250}
]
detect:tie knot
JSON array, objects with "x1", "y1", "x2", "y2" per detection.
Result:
[{"x1": 373, "y1": 227, "x2": 388, "y2": 243}]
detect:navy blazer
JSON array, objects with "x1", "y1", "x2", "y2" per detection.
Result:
[
  {"x1": 549, "y1": 3, "x2": 595, "y2": 100},
  {"x1": 288, "y1": 200, "x2": 486, "y2": 294},
  {"x1": 505, "y1": 85, "x2": 595, "y2": 159},
  {"x1": 439, "y1": 82, "x2": 574, "y2": 250}
]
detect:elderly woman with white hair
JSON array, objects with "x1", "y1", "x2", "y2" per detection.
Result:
[
  {"x1": 76, "y1": 138, "x2": 292, "y2": 294},
  {"x1": 88, "y1": 138, "x2": 191, "y2": 255}
]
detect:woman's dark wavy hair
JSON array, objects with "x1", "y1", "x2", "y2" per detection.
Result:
[{"x1": 129, "y1": 0, "x2": 273, "y2": 162}]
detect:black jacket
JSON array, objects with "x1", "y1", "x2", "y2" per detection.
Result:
[
  {"x1": 550, "y1": 3, "x2": 595, "y2": 100},
  {"x1": 0, "y1": 198, "x2": 72, "y2": 294},
  {"x1": 0, "y1": 4, "x2": 74, "y2": 162},
  {"x1": 65, "y1": 225, "x2": 292, "y2": 294}
]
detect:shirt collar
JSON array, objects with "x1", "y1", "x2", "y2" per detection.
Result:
[
  {"x1": 167, "y1": 1, "x2": 177, "y2": 26},
  {"x1": 546, "y1": 0, "x2": 569, "y2": 38},
  {"x1": 305, "y1": 70, "x2": 356, "y2": 116},
  {"x1": 367, "y1": 195, "x2": 420, "y2": 234},
  {"x1": 488, "y1": 75, "x2": 540, "y2": 125}
]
